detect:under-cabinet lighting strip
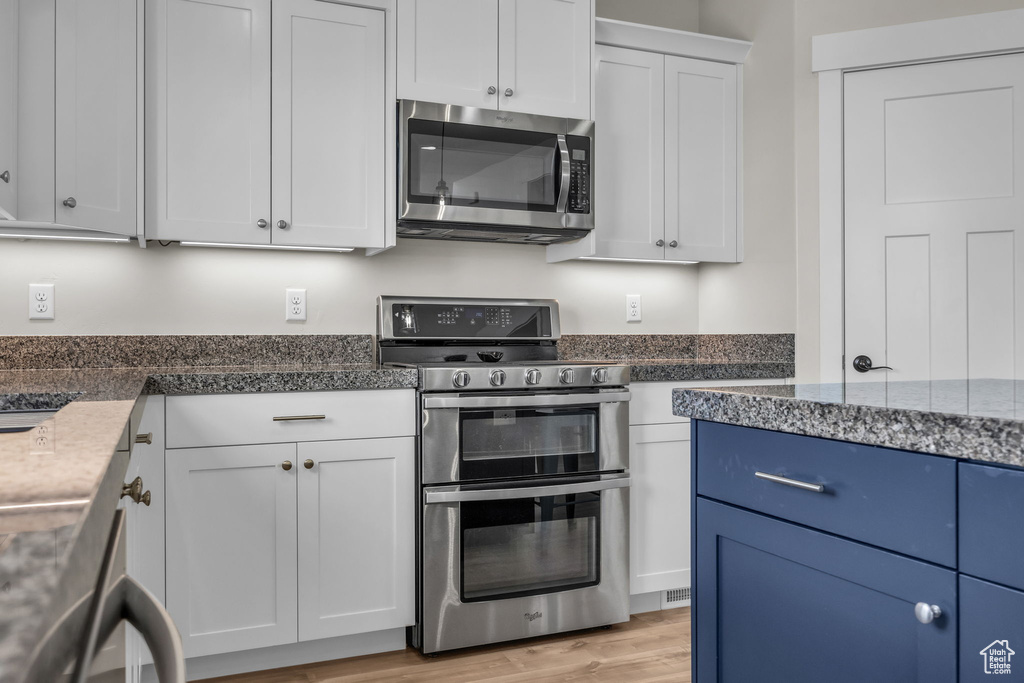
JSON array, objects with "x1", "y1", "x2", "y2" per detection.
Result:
[
  {"x1": 0, "y1": 499, "x2": 91, "y2": 512},
  {"x1": 179, "y1": 242, "x2": 354, "y2": 253},
  {"x1": 0, "y1": 233, "x2": 131, "y2": 243},
  {"x1": 580, "y1": 257, "x2": 699, "y2": 265}
]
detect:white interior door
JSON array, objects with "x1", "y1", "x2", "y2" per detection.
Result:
[
  {"x1": 148, "y1": 0, "x2": 272, "y2": 244},
  {"x1": 272, "y1": 0, "x2": 385, "y2": 249},
  {"x1": 165, "y1": 443, "x2": 298, "y2": 658},
  {"x1": 396, "y1": 0, "x2": 499, "y2": 109},
  {"x1": 497, "y1": 0, "x2": 591, "y2": 119},
  {"x1": 54, "y1": 0, "x2": 137, "y2": 234},
  {"x1": 844, "y1": 53, "x2": 1024, "y2": 382},
  {"x1": 297, "y1": 437, "x2": 414, "y2": 641}
]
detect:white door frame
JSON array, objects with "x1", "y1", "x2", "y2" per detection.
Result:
[{"x1": 813, "y1": 8, "x2": 1024, "y2": 382}]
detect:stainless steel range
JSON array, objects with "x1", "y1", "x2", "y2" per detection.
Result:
[{"x1": 376, "y1": 296, "x2": 631, "y2": 654}]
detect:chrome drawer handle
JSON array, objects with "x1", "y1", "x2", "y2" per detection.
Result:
[
  {"x1": 754, "y1": 471, "x2": 825, "y2": 493},
  {"x1": 272, "y1": 414, "x2": 326, "y2": 421}
]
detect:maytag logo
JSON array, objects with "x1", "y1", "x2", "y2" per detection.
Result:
[
  {"x1": 524, "y1": 611, "x2": 543, "y2": 622},
  {"x1": 496, "y1": 115, "x2": 515, "y2": 124}
]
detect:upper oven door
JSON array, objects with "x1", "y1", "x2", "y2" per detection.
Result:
[
  {"x1": 399, "y1": 100, "x2": 594, "y2": 232},
  {"x1": 420, "y1": 390, "x2": 629, "y2": 485}
]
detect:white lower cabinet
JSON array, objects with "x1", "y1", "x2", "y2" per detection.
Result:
[
  {"x1": 297, "y1": 438, "x2": 414, "y2": 641},
  {"x1": 628, "y1": 379, "x2": 787, "y2": 599},
  {"x1": 163, "y1": 390, "x2": 416, "y2": 662},
  {"x1": 629, "y1": 421, "x2": 691, "y2": 595},
  {"x1": 166, "y1": 443, "x2": 299, "y2": 658}
]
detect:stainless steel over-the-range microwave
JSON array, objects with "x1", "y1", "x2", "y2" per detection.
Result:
[{"x1": 397, "y1": 99, "x2": 594, "y2": 245}]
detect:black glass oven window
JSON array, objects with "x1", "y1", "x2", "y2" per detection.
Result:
[
  {"x1": 461, "y1": 491, "x2": 601, "y2": 601},
  {"x1": 407, "y1": 120, "x2": 561, "y2": 212},
  {"x1": 460, "y1": 407, "x2": 599, "y2": 480}
]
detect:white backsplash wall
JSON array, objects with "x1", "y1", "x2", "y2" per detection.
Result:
[{"x1": 0, "y1": 238, "x2": 699, "y2": 336}]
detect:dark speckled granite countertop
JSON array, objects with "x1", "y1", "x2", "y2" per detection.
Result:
[{"x1": 673, "y1": 380, "x2": 1024, "y2": 468}]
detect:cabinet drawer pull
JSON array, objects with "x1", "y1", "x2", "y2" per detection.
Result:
[
  {"x1": 135, "y1": 432, "x2": 153, "y2": 445},
  {"x1": 272, "y1": 414, "x2": 326, "y2": 422},
  {"x1": 754, "y1": 471, "x2": 825, "y2": 493}
]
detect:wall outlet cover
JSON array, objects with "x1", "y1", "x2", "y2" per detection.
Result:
[
  {"x1": 29, "y1": 284, "x2": 54, "y2": 320},
  {"x1": 626, "y1": 294, "x2": 642, "y2": 323},
  {"x1": 286, "y1": 288, "x2": 306, "y2": 322}
]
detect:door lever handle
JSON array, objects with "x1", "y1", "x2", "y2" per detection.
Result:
[{"x1": 852, "y1": 355, "x2": 892, "y2": 373}]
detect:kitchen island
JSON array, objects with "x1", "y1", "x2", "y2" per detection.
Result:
[{"x1": 674, "y1": 380, "x2": 1024, "y2": 683}]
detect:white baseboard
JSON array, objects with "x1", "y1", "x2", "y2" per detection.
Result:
[{"x1": 142, "y1": 628, "x2": 407, "y2": 681}]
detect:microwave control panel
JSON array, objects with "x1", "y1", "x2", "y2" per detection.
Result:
[{"x1": 567, "y1": 136, "x2": 591, "y2": 214}]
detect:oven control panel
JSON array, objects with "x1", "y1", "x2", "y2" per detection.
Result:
[{"x1": 386, "y1": 301, "x2": 553, "y2": 339}]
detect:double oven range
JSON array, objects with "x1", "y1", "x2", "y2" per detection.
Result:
[{"x1": 377, "y1": 296, "x2": 631, "y2": 654}]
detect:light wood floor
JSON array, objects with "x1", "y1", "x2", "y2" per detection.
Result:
[{"x1": 199, "y1": 608, "x2": 691, "y2": 683}]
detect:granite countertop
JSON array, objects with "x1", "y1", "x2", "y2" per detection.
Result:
[
  {"x1": 0, "y1": 362, "x2": 416, "y2": 680},
  {"x1": 673, "y1": 379, "x2": 1024, "y2": 468}
]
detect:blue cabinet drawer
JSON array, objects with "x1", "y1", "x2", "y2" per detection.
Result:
[
  {"x1": 960, "y1": 575, "x2": 1024, "y2": 681},
  {"x1": 694, "y1": 421, "x2": 957, "y2": 566},
  {"x1": 960, "y1": 462, "x2": 1024, "y2": 591}
]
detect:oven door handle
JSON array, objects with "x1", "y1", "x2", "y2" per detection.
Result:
[
  {"x1": 421, "y1": 391, "x2": 629, "y2": 410},
  {"x1": 424, "y1": 473, "x2": 631, "y2": 504}
]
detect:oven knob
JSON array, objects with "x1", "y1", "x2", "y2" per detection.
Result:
[
  {"x1": 525, "y1": 368, "x2": 542, "y2": 385},
  {"x1": 592, "y1": 367, "x2": 609, "y2": 384},
  {"x1": 452, "y1": 371, "x2": 471, "y2": 388},
  {"x1": 489, "y1": 369, "x2": 507, "y2": 387},
  {"x1": 559, "y1": 368, "x2": 575, "y2": 384}
]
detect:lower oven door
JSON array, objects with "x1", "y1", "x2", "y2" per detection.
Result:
[{"x1": 418, "y1": 473, "x2": 630, "y2": 654}]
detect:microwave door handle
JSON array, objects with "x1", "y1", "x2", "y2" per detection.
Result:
[
  {"x1": 424, "y1": 473, "x2": 631, "y2": 504},
  {"x1": 556, "y1": 134, "x2": 570, "y2": 213}
]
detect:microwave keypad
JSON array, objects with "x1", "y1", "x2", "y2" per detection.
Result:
[{"x1": 569, "y1": 161, "x2": 590, "y2": 213}]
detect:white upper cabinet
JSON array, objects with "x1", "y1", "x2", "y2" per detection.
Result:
[
  {"x1": 592, "y1": 45, "x2": 664, "y2": 261},
  {"x1": 54, "y1": 0, "x2": 138, "y2": 234},
  {"x1": 497, "y1": 0, "x2": 591, "y2": 119},
  {"x1": 149, "y1": 0, "x2": 393, "y2": 250},
  {"x1": 1, "y1": 0, "x2": 139, "y2": 238},
  {"x1": 148, "y1": 0, "x2": 272, "y2": 246},
  {"x1": 396, "y1": 0, "x2": 499, "y2": 109},
  {"x1": 551, "y1": 19, "x2": 749, "y2": 264},
  {"x1": 0, "y1": 0, "x2": 17, "y2": 219},
  {"x1": 397, "y1": 0, "x2": 592, "y2": 119},
  {"x1": 665, "y1": 55, "x2": 738, "y2": 262},
  {"x1": 272, "y1": 0, "x2": 385, "y2": 248}
]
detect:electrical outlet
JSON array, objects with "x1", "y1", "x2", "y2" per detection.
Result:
[
  {"x1": 626, "y1": 294, "x2": 642, "y2": 323},
  {"x1": 286, "y1": 288, "x2": 306, "y2": 322},
  {"x1": 29, "y1": 284, "x2": 54, "y2": 320}
]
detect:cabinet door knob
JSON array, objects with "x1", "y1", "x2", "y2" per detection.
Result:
[
  {"x1": 282, "y1": 460, "x2": 293, "y2": 471},
  {"x1": 121, "y1": 476, "x2": 144, "y2": 503},
  {"x1": 655, "y1": 239, "x2": 665, "y2": 247},
  {"x1": 0, "y1": 170, "x2": 9, "y2": 183},
  {"x1": 914, "y1": 602, "x2": 941, "y2": 624},
  {"x1": 303, "y1": 459, "x2": 314, "y2": 470},
  {"x1": 668, "y1": 240, "x2": 678, "y2": 248},
  {"x1": 277, "y1": 220, "x2": 289, "y2": 230},
  {"x1": 257, "y1": 219, "x2": 268, "y2": 228},
  {"x1": 140, "y1": 490, "x2": 152, "y2": 507},
  {"x1": 62, "y1": 197, "x2": 77, "y2": 208},
  {"x1": 487, "y1": 86, "x2": 497, "y2": 95},
  {"x1": 504, "y1": 88, "x2": 514, "y2": 97}
]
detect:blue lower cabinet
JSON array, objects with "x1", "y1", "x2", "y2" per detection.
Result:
[
  {"x1": 694, "y1": 498, "x2": 957, "y2": 683},
  {"x1": 960, "y1": 575, "x2": 1024, "y2": 681}
]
